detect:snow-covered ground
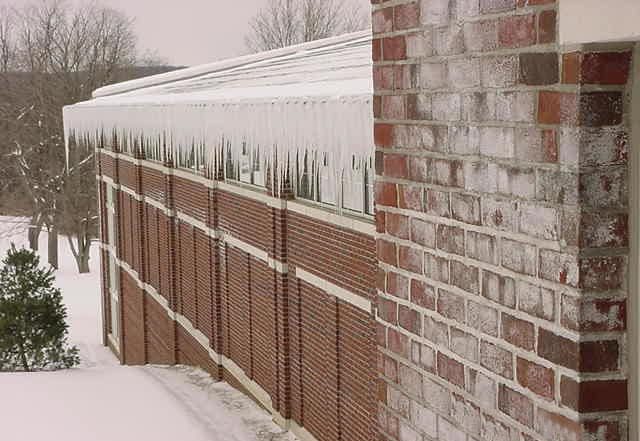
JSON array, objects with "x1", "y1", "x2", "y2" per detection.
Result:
[{"x1": 0, "y1": 217, "x2": 294, "y2": 441}]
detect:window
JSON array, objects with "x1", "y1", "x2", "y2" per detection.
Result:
[
  {"x1": 108, "y1": 254, "x2": 120, "y2": 342},
  {"x1": 296, "y1": 152, "x2": 374, "y2": 217}
]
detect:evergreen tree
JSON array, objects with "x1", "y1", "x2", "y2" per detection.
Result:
[{"x1": 0, "y1": 245, "x2": 79, "y2": 371}]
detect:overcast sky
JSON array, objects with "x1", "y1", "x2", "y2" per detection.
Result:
[{"x1": 11, "y1": 0, "x2": 370, "y2": 66}]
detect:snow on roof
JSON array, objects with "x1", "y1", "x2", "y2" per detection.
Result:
[{"x1": 63, "y1": 31, "x2": 374, "y2": 190}]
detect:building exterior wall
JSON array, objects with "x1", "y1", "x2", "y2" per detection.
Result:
[
  {"x1": 96, "y1": 149, "x2": 378, "y2": 441},
  {"x1": 372, "y1": 1, "x2": 634, "y2": 441}
]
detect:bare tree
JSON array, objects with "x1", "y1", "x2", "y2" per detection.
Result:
[
  {"x1": 0, "y1": 0, "x2": 140, "y2": 272},
  {"x1": 245, "y1": 0, "x2": 370, "y2": 52}
]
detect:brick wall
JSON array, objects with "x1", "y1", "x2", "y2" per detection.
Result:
[
  {"x1": 373, "y1": 1, "x2": 633, "y2": 441},
  {"x1": 98, "y1": 154, "x2": 378, "y2": 441}
]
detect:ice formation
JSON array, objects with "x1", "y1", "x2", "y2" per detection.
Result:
[{"x1": 63, "y1": 31, "x2": 374, "y2": 196}]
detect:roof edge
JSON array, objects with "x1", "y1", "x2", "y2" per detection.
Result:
[{"x1": 92, "y1": 30, "x2": 372, "y2": 99}]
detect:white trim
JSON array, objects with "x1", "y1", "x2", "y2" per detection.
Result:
[
  {"x1": 294, "y1": 267, "x2": 372, "y2": 313},
  {"x1": 107, "y1": 334, "x2": 120, "y2": 355},
  {"x1": 288, "y1": 200, "x2": 375, "y2": 236},
  {"x1": 629, "y1": 42, "x2": 640, "y2": 441},
  {"x1": 97, "y1": 148, "x2": 374, "y2": 234}
]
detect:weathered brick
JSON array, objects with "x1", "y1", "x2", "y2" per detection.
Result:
[
  {"x1": 536, "y1": 408, "x2": 580, "y2": 441},
  {"x1": 424, "y1": 252, "x2": 450, "y2": 283},
  {"x1": 480, "y1": 341, "x2": 513, "y2": 379},
  {"x1": 468, "y1": 300, "x2": 499, "y2": 337},
  {"x1": 421, "y1": 0, "x2": 452, "y2": 25},
  {"x1": 412, "y1": 341, "x2": 437, "y2": 373},
  {"x1": 399, "y1": 245, "x2": 423, "y2": 273},
  {"x1": 431, "y1": 158, "x2": 464, "y2": 187},
  {"x1": 373, "y1": 8, "x2": 393, "y2": 34},
  {"x1": 464, "y1": 162, "x2": 498, "y2": 194},
  {"x1": 538, "y1": 9, "x2": 556, "y2": 44},
  {"x1": 384, "y1": 153, "x2": 409, "y2": 179},
  {"x1": 437, "y1": 352, "x2": 465, "y2": 388},
  {"x1": 579, "y1": 167, "x2": 627, "y2": 210},
  {"x1": 519, "y1": 52, "x2": 559, "y2": 85},
  {"x1": 496, "y1": 90, "x2": 536, "y2": 122},
  {"x1": 481, "y1": 413, "x2": 511, "y2": 441},
  {"x1": 394, "y1": 2, "x2": 420, "y2": 30},
  {"x1": 497, "y1": 165, "x2": 535, "y2": 199},
  {"x1": 399, "y1": 305, "x2": 422, "y2": 335},
  {"x1": 389, "y1": 327, "x2": 411, "y2": 358},
  {"x1": 481, "y1": 197, "x2": 518, "y2": 232},
  {"x1": 434, "y1": 25, "x2": 465, "y2": 56},
  {"x1": 410, "y1": 401, "x2": 438, "y2": 438},
  {"x1": 420, "y1": 62, "x2": 448, "y2": 89},
  {"x1": 538, "y1": 91, "x2": 579, "y2": 125},
  {"x1": 382, "y1": 95, "x2": 406, "y2": 120},
  {"x1": 410, "y1": 218, "x2": 436, "y2": 248},
  {"x1": 479, "y1": 127, "x2": 515, "y2": 158},
  {"x1": 406, "y1": 30, "x2": 433, "y2": 58},
  {"x1": 481, "y1": 55, "x2": 518, "y2": 87},
  {"x1": 579, "y1": 256, "x2": 625, "y2": 291},
  {"x1": 411, "y1": 279, "x2": 436, "y2": 310},
  {"x1": 579, "y1": 92, "x2": 624, "y2": 127},
  {"x1": 422, "y1": 378, "x2": 451, "y2": 414},
  {"x1": 517, "y1": 357, "x2": 554, "y2": 400},
  {"x1": 482, "y1": 270, "x2": 516, "y2": 308},
  {"x1": 439, "y1": 416, "x2": 467, "y2": 441},
  {"x1": 480, "y1": 0, "x2": 516, "y2": 13},
  {"x1": 383, "y1": 35, "x2": 407, "y2": 61},
  {"x1": 537, "y1": 328, "x2": 578, "y2": 370},
  {"x1": 539, "y1": 249, "x2": 579, "y2": 287},
  {"x1": 498, "y1": 14, "x2": 536, "y2": 48},
  {"x1": 518, "y1": 281, "x2": 555, "y2": 321},
  {"x1": 468, "y1": 369, "x2": 496, "y2": 409},
  {"x1": 450, "y1": 260, "x2": 479, "y2": 294},
  {"x1": 379, "y1": 296, "x2": 398, "y2": 324},
  {"x1": 432, "y1": 93, "x2": 462, "y2": 121},
  {"x1": 462, "y1": 92, "x2": 496, "y2": 121},
  {"x1": 466, "y1": 231, "x2": 497, "y2": 265},
  {"x1": 502, "y1": 238, "x2": 537, "y2": 276},
  {"x1": 425, "y1": 188, "x2": 451, "y2": 218},
  {"x1": 437, "y1": 289, "x2": 466, "y2": 323},
  {"x1": 399, "y1": 185, "x2": 423, "y2": 211},
  {"x1": 561, "y1": 295, "x2": 626, "y2": 332},
  {"x1": 386, "y1": 212, "x2": 410, "y2": 239},
  {"x1": 498, "y1": 385, "x2": 534, "y2": 427},
  {"x1": 536, "y1": 170, "x2": 579, "y2": 205},
  {"x1": 451, "y1": 192, "x2": 481, "y2": 225},
  {"x1": 501, "y1": 313, "x2": 535, "y2": 351},
  {"x1": 451, "y1": 393, "x2": 481, "y2": 434},
  {"x1": 424, "y1": 315, "x2": 449, "y2": 348},
  {"x1": 436, "y1": 224, "x2": 465, "y2": 256},
  {"x1": 378, "y1": 239, "x2": 398, "y2": 266},
  {"x1": 449, "y1": 126, "x2": 481, "y2": 155},
  {"x1": 448, "y1": 58, "x2": 481, "y2": 89},
  {"x1": 388, "y1": 271, "x2": 410, "y2": 299},
  {"x1": 450, "y1": 327, "x2": 478, "y2": 362},
  {"x1": 519, "y1": 203, "x2": 559, "y2": 241},
  {"x1": 463, "y1": 20, "x2": 498, "y2": 52}
]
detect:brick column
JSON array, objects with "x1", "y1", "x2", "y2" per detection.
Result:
[{"x1": 372, "y1": 1, "x2": 632, "y2": 441}]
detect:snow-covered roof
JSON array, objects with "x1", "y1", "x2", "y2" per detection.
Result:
[{"x1": 63, "y1": 31, "x2": 374, "y2": 187}]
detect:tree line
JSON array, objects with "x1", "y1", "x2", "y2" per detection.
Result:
[{"x1": 0, "y1": 0, "x2": 172, "y2": 273}]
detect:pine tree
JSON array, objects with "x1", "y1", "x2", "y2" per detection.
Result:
[{"x1": 0, "y1": 245, "x2": 79, "y2": 371}]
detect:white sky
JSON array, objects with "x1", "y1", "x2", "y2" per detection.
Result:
[{"x1": 10, "y1": 0, "x2": 370, "y2": 66}]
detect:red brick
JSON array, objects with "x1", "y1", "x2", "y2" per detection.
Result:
[
  {"x1": 387, "y1": 271, "x2": 409, "y2": 300},
  {"x1": 537, "y1": 328, "x2": 578, "y2": 370},
  {"x1": 398, "y1": 245, "x2": 422, "y2": 273},
  {"x1": 501, "y1": 313, "x2": 535, "y2": 351},
  {"x1": 383, "y1": 153, "x2": 409, "y2": 179},
  {"x1": 538, "y1": 9, "x2": 556, "y2": 44},
  {"x1": 581, "y1": 51, "x2": 632, "y2": 85},
  {"x1": 437, "y1": 352, "x2": 465, "y2": 388},
  {"x1": 562, "y1": 52, "x2": 581, "y2": 84},
  {"x1": 580, "y1": 340, "x2": 619, "y2": 373},
  {"x1": 376, "y1": 182, "x2": 398, "y2": 207},
  {"x1": 537, "y1": 91, "x2": 579, "y2": 125},
  {"x1": 561, "y1": 377, "x2": 628, "y2": 412},
  {"x1": 382, "y1": 35, "x2": 407, "y2": 61},
  {"x1": 398, "y1": 185, "x2": 423, "y2": 211},
  {"x1": 393, "y1": 3, "x2": 420, "y2": 30},
  {"x1": 498, "y1": 14, "x2": 536, "y2": 48},
  {"x1": 377, "y1": 239, "x2": 398, "y2": 266},
  {"x1": 388, "y1": 327, "x2": 410, "y2": 358},
  {"x1": 517, "y1": 357, "x2": 554, "y2": 399},
  {"x1": 378, "y1": 296, "x2": 398, "y2": 325},
  {"x1": 386, "y1": 212, "x2": 410, "y2": 240},
  {"x1": 410, "y1": 280, "x2": 436, "y2": 310},
  {"x1": 375, "y1": 123, "x2": 394, "y2": 147},
  {"x1": 398, "y1": 305, "x2": 421, "y2": 335},
  {"x1": 498, "y1": 385, "x2": 534, "y2": 427},
  {"x1": 373, "y1": 7, "x2": 393, "y2": 34}
]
